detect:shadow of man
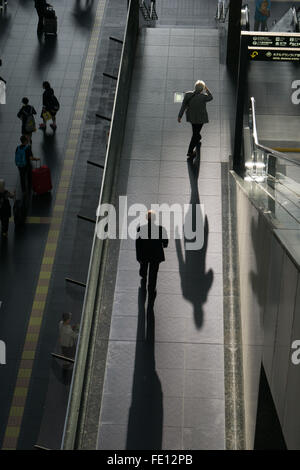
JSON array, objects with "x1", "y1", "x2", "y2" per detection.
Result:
[
  {"x1": 35, "y1": 34, "x2": 58, "y2": 75},
  {"x1": 126, "y1": 285, "x2": 163, "y2": 449},
  {"x1": 175, "y1": 145, "x2": 214, "y2": 329},
  {"x1": 73, "y1": 0, "x2": 94, "y2": 30}
]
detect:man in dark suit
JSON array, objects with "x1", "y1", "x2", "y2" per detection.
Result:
[
  {"x1": 136, "y1": 210, "x2": 168, "y2": 296},
  {"x1": 178, "y1": 80, "x2": 213, "y2": 159}
]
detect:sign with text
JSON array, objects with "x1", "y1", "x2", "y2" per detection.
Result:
[{"x1": 242, "y1": 31, "x2": 300, "y2": 62}]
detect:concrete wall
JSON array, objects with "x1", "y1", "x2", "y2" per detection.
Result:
[{"x1": 234, "y1": 175, "x2": 300, "y2": 449}]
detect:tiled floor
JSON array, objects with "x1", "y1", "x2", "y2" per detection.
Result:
[{"x1": 96, "y1": 26, "x2": 236, "y2": 450}]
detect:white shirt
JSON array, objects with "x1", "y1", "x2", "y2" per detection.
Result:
[{"x1": 59, "y1": 321, "x2": 78, "y2": 348}]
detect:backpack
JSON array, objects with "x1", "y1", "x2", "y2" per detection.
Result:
[
  {"x1": 24, "y1": 107, "x2": 36, "y2": 133},
  {"x1": 15, "y1": 145, "x2": 28, "y2": 168}
]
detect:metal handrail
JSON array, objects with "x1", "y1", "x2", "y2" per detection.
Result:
[
  {"x1": 250, "y1": 96, "x2": 300, "y2": 167},
  {"x1": 241, "y1": 4, "x2": 249, "y2": 29}
]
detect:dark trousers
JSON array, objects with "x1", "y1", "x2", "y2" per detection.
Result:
[
  {"x1": 188, "y1": 123, "x2": 203, "y2": 154},
  {"x1": 18, "y1": 165, "x2": 32, "y2": 193},
  {"x1": 0, "y1": 216, "x2": 9, "y2": 235},
  {"x1": 139, "y1": 261, "x2": 159, "y2": 294}
]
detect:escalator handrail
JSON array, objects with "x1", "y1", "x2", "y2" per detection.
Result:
[{"x1": 250, "y1": 96, "x2": 300, "y2": 167}]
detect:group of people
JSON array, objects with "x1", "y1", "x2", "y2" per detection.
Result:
[{"x1": 0, "y1": 81, "x2": 59, "y2": 238}]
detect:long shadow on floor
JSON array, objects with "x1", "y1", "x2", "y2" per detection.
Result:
[
  {"x1": 34, "y1": 34, "x2": 58, "y2": 75},
  {"x1": 72, "y1": 0, "x2": 95, "y2": 30},
  {"x1": 126, "y1": 286, "x2": 163, "y2": 450},
  {"x1": 0, "y1": 12, "x2": 11, "y2": 40},
  {"x1": 176, "y1": 146, "x2": 214, "y2": 329}
]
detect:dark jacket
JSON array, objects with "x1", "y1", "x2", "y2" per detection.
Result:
[
  {"x1": 43, "y1": 87, "x2": 55, "y2": 109},
  {"x1": 34, "y1": 0, "x2": 48, "y2": 13},
  {"x1": 136, "y1": 222, "x2": 168, "y2": 263},
  {"x1": 0, "y1": 191, "x2": 12, "y2": 219},
  {"x1": 178, "y1": 89, "x2": 213, "y2": 124},
  {"x1": 17, "y1": 105, "x2": 37, "y2": 132}
]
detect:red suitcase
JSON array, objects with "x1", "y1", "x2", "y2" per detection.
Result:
[{"x1": 32, "y1": 164, "x2": 52, "y2": 195}]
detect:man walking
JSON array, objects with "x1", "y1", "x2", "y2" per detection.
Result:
[
  {"x1": 136, "y1": 210, "x2": 168, "y2": 297},
  {"x1": 178, "y1": 80, "x2": 213, "y2": 159}
]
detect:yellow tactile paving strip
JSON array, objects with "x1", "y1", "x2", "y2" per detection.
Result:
[{"x1": 2, "y1": 0, "x2": 106, "y2": 450}]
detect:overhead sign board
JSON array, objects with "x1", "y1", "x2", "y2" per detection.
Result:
[{"x1": 242, "y1": 31, "x2": 300, "y2": 62}]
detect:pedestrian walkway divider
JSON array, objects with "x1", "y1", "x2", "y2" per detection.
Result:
[
  {"x1": 51, "y1": 353, "x2": 75, "y2": 365},
  {"x1": 61, "y1": 0, "x2": 139, "y2": 450},
  {"x1": 65, "y1": 278, "x2": 87, "y2": 288},
  {"x1": 86, "y1": 160, "x2": 104, "y2": 169},
  {"x1": 76, "y1": 214, "x2": 96, "y2": 224}
]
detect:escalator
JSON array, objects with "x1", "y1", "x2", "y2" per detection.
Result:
[
  {"x1": 269, "y1": 6, "x2": 300, "y2": 33},
  {"x1": 244, "y1": 97, "x2": 300, "y2": 225}
]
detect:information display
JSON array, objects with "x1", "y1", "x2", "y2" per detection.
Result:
[{"x1": 242, "y1": 31, "x2": 300, "y2": 62}]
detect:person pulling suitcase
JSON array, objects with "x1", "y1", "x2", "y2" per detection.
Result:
[
  {"x1": 34, "y1": 0, "x2": 50, "y2": 34},
  {"x1": 15, "y1": 135, "x2": 40, "y2": 194}
]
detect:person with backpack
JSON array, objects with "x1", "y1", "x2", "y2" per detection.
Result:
[
  {"x1": 254, "y1": 0, "x2": 271, "y2": 31},
  {"x1": 39, "y1": 81, "x2": 60, "y2": 131},
  {"x1": 15, "y1": 135, "x2": 40, "y2": 193},
  {"x1": 0, "y1": 179, "x2": 14, "y2": 238},
  {"x1": 17, "y1": 97, "x2": 37, "y2": 143}
]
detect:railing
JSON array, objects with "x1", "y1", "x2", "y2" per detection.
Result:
[
  {"x1": 241, "y1": 4, "x2": 250, "y2": 31},
  {"x1": 245, "y1": 97, "x2": 300, "y2": 222}
]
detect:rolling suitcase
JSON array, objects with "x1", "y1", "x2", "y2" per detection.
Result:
[
  {"x1": 32, "y1": 163, "x2": 52, "y2": 195},
  {"x1": 43, "y1": 6, "x2": 57, "y2": 35}
]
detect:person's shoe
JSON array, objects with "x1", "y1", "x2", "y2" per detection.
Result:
[
  {"x1": 39, "y1": 123, "x2": 46, "y2": 129},
  {"x1": 50, "y1": 124, "x2": 57, "y2": 130}
]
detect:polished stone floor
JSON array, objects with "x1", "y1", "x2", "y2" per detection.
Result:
[{"x1": 95, "y1": 25, "x2": 236, "y2": 450}]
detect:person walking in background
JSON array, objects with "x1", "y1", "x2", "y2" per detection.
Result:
[
  {"x1": 15, "y1": 135, "x2": 40, "y2": 194},
  {"x1": 0, "y1": 179, "x2": 14, "y2": 238},
  {"x1": 177, "y1": 80, "x2": 213, "y2": 159},
  {"x1": 254, "y1": 0, "x2": 271, "y2": 31},
  {"x1": 58, "y1": 312, "x2": 79, "y2": 360},
  {"x1": 39, "y1": 81, "x2": 60, "y2": 131},
  {"x1": 136, "y1": 210, "x2": 168, "y2": 298},
  {"x1": 17, "y1": 97, "x2": 37, "y2": 144},
  {"x1": 34, "y1": 0, "x2": 49, "y2": 34}
]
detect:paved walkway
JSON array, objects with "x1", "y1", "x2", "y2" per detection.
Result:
[{"x1": 96, "y1": 26, "x2": 235, "y2": 450}]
